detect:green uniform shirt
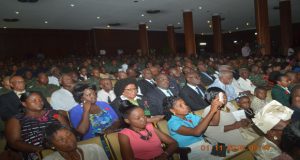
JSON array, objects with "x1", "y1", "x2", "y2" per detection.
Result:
[{"x1": 28, "y1": 83, "x2": 60, "y2": 98}]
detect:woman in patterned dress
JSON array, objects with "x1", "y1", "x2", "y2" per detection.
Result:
[
  {"x1": 5, "y1": 91, "x2": 69, "y2": 160},
  {"x1": 69, "y1": 83, "x2": 120, "y2": 140}
]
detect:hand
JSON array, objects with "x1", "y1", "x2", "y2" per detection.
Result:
[
  {"x1": 210, "y1": 97, "x2": 223, "y2": 113},
  {"x1": 82, "y1": 100, "x2": 91, "y2": 112},
  {"x1": 234, "y1": 119, "x2": 250, "y2": 129},
  {"x1": 240, "y1": 119, "x2": 250, "y2": 127},
  {"x1": 154, "y1": 153, "x2": 169, "y2": 160}
]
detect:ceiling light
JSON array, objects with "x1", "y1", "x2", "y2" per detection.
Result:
[
  {"x1": 228, "y1": 31, "x2": 232, "y2": 33},
  {"x1": 70, "y1": 4, "x2": 75, "y2": 7},
  {"x1": 97, "y1": 17, "x2": 100, "y2": 19},
  {"x1": 199, "y1": 42, "x2": 207, "y2": 46},
  {"x1": 44, "y1": 21, "x2": 48, "y2": 24},
  {"x1": 3, "y1": 27, "x2": 7, "y2": 29},
  {"x1": 255, "y1": 32, "x2": 258, "y2": 35},
  {"x1": 141, "y1": 14, "x2": 144, "y2": 17},
  {"x1": 207, "y1": 20, "x2": 210, "y2": 23},
  {"x1": 149, "y1": 20, "x2": 152, "y2": 23},
  {"x1": 209, "y1": 24, "x2": 212, "y2": 28},
  {"x1": 177, "y1": 22, "x2": 180, "y2": 25},
  {"x1": 106, "y1": 25, "x2": 110, "y2": 28},
  {"x1": 246, "y1": 22, "x2": 250, "y2": 26},
  {"x1": 233, "y1": 40, "x2": 238, "y2": 44},
  {"x1": 15, "y1": 11, "x2": 19, "y2": 15},
  {"x1": 198, "y1": 6, "x2": 202, "y2": 10},
  {"x1": 236, "y1": 27, "x2": 239, "y2": 30},
  {"x1": 146, "y1": 26, "x2": 149, "y2": 29},
  {"x1": 201, "y1": 33, "x2": 204, "y2": 35}
]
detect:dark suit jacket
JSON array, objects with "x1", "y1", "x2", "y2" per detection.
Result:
[
  {"x1": 0, "y1": 91, "x2": 52, "y2": 121},
  {"x1": 199, "y1": 72, "x2": 214, "y2": 86},
  {"x1": 137, "y1": 79, "x2": 156, "y2": 96},
  {"x1": 271, "y1": 85, "x2": 291, "y2": 107},
  {"x1": 179, "y1": 85, "x2": 209, "y2": 111},
  {"x1": 168, "y1": 76, "x2": 180, "y2": 96},
  {"x1": 146, "y1": 87, "x2": 177, "y2": 116}
]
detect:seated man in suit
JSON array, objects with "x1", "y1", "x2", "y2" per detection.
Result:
[
  {"x1": 137, "y1": 68, "x2": 156, "y2": 96},
  {"x1": 179, "y1": 72, "x2": 209, "y2": 111},
  {"x1": 0, "y1": 75, "x2": 51, "y2": 121},
  {"x1": 197, "y1": 60, "x2": 214, "y2": 86},
  {"x1": 146, "y1": 73, "x2": 178, "y2": 115},
  {"x1": 169, "y1": 67, "x2": 186, "y2": 88},
  {"x1": 271, "y1": 73, "x2": 291, "y2": 107}
]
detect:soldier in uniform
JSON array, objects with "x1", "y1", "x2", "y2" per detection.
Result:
[
  {"x1": 0, "y1": 76, "x2": 11, "y2": 96},
  {"x1": 28, "y1": 72, "x2": 59, "y2": 98},
  {"x1": 87, "y1": 68, "x2": 101, "y2": 90}
]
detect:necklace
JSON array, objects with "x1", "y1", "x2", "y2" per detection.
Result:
[{"x1": 130, "y1": 128, "x2": 152, "y2": 140}]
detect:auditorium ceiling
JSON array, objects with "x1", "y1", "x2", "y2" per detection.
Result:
[{"x1": 0, "y1": 0, "x2": 299, "y2": 34}]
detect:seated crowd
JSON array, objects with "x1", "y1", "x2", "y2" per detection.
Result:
[{"x1": 1, "y1": 51, "x2": 300, "y2": 160}]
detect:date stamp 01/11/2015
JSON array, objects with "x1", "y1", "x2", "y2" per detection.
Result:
[{"x1": 199, "y1": 144, "x2": 272, "y2": 152}]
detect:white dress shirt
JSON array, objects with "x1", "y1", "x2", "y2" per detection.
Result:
[
  {"x1": 97, "y1": 89, "x2": 116, "y2": 103},
  {"x1": 237, "y1": 77, "x2": 256, "y2": 94},
  {"x1": 158, "y1": 87, "x2": 173, "y2": 97},
  {"x1": 48, "y1": 76, "x2": 60, "y2": 86},
  {"x1": 50, "y1": 88, "x2": 77, "y2": 111},
  {"x1": 187, "y1": 83, "x2": 205, "y2": 97}
]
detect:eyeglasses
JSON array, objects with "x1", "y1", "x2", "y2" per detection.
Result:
[
  {"x1": 12, "y1": 80, "x2": 25, "y2": 84},
  {"x1": 124, "y1": 88, "x2": 137, "y2": 92}
]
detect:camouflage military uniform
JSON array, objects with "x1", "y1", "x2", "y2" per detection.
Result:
[
  {"x1": 249, "y1": 74, "x2": 267, "y2": 87},
  {"x1": 28, "y1": 83, "x2": 60, "y2": 98},
  {"x1": 87, "y1": 77, "x2": 101, "y2": 91}
]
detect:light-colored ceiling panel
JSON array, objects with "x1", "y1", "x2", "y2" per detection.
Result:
[{"x1": 0, "y1": 0, "x2": 299, "y2": 33}]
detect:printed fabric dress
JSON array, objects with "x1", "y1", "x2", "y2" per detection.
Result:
[{"x1": 14, "y1": 110, "x2": 61, "y2": 160}]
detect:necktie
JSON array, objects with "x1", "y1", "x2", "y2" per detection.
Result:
[
  {"x1": 107, "y1": 96, "x2": 111, "y2": 104},
  {"x1": 167, "y1": 90, "x2": 173, "y2": 97},
  {"x1": 196, "y1": 87, "x2": 204, "y2": 97},
  {"x1": 151, "y1": 80, "x2": 157, "y2": 87}
]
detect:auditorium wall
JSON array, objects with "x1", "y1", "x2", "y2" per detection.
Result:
[{"x1": 0, "y1": 23, "x2": 299, "y2": 58}]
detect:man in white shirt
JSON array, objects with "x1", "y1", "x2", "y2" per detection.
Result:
[
  {"x1": 237, "y1": 68, "x2": 256, "y2": 94},
  {"x1": 51, "y1": 74, "x2": 77, "y2": 112},
  {"x1": 209, "y1": 71, "x2": 238, "y2": 101},
  {"x1": 97, "y1": 78, "x2": 116, "y2": 103},
  {"x1": 241, "y1": 42, "x2": 251, "y2": 57},
  {"x1": 48, "y1": 66, "x2": 61, "y2": 86}
]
